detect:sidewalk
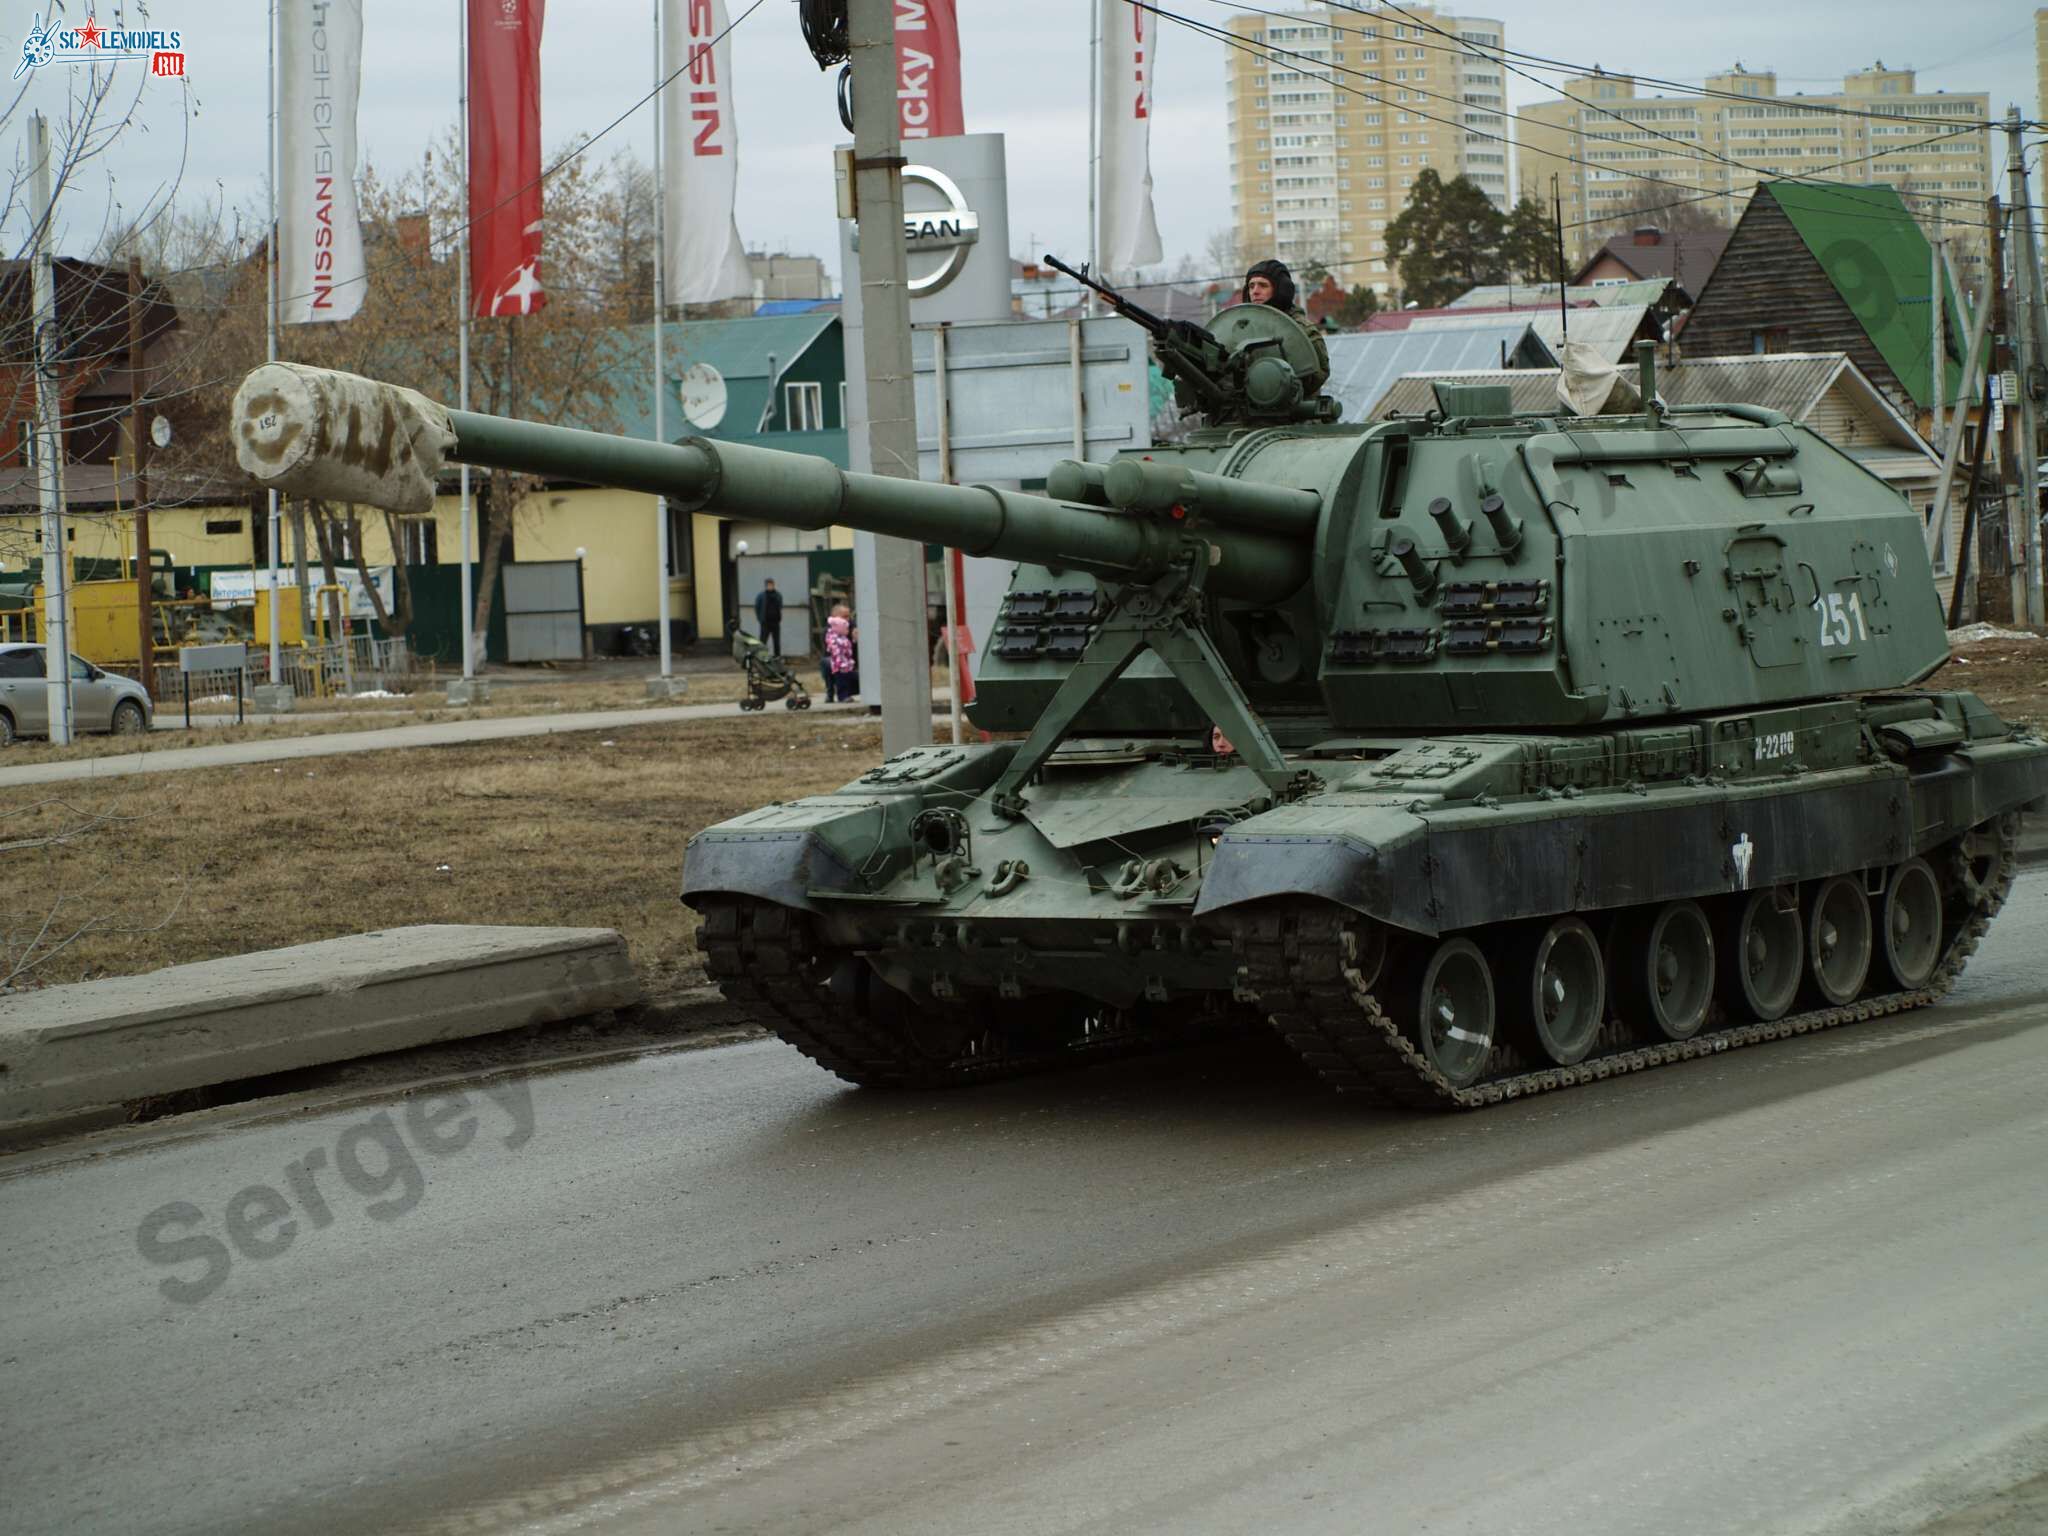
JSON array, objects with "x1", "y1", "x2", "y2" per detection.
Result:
[{"x1": 0, "y1": 697, "x2": 883, "y2": 789}]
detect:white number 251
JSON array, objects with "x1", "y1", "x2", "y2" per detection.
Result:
[{"x1": 1812, "y1": 591, "x2": 1867, "y2": 649}]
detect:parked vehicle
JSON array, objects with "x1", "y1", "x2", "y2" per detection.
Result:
[{"x1": 0, "y1": 643, "x2": 153, "y2": 745}]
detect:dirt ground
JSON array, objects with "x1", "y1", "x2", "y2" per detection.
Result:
[
  {"x1": 1924, "y1": 633, "x2": 2048, "y2": 728},
  {"x1": 2, "y1": 716, "x2": 882, "y2": 1002}
]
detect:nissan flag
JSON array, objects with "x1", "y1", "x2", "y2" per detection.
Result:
[
  {"x1": 1098, "y1": 0, "x2": 1162, "y2": 272},
  {"x1": 469, "y1": 0, "x2": 546, "y2": 316},
  {"x1": 278, "y1": 0, "x2": 366, "y2": 323},
  {"x1": 663, "y1": 0, "x2": 752, "y2": 306},
  {"x1": 896, "y1": 0, "x2": 963, "y2": 141}
]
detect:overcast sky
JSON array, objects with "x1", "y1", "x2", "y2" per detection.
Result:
[{"x1": 4, "y1": 0, "x2": 2038, "y2": 285}]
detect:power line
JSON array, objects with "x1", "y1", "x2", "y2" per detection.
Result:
[
  {"x1": 1142, "y1": 0, "x2": 2037, "y2": 240},
  {"x1": 1359, "y1": 0, "x2": 2001, "y2": 230},
  {"x1": 1207, "y1": 0, "x2": 2037, "y2": 132}
]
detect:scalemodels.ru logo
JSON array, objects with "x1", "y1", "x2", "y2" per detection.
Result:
[{"x1": 13, "y1": 11, "x2": 186, "y2": 80}]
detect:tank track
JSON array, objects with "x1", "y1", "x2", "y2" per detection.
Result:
[
  {"x1": 1233, "y1": 818, "x2": 2022, "y2": 1111},
  {"x1": 696, "y1": 897, "x2": 1187, "y2": 1088}
]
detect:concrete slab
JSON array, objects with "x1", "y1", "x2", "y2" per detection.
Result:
[
  {"x1": 644, "y1": 675, "x2": 691, "y2": 700},
  {"x1": 0, "y1": 926, "x2": 640, "y2": 1131},
  {"x1": 446, "y1": 678, "x2": 493, "y2": 706}
]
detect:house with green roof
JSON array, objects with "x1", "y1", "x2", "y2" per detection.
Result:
[{"x1": 1680, "y1": 181, "x2": 1974, "y2": 435}]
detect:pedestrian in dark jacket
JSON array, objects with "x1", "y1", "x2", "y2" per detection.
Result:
[{"x1": 753, "y1": 578, "x2": 784, "y2": 656}]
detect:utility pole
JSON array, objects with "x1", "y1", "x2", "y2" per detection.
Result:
[
  {"x1": 27, "y1": 111, "x2": 73, "y2": 745},
  {"x1": 848, "y1": 0, "x2": 929, "y2": 756},
  {"x1": 128, "y1": 254, "x2": 154, "y2": 699},
  {"x1": 1930, "y1": 207, "x2": 1947, "y2": 458},
  {"x1": 2002, "y1": 107, "x2": 2044, "y2": 627}
]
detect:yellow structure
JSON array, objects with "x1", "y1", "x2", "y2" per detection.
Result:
[
  {"x1": 1225, "y1": 3, "x2": 1511, "y2": 293},
  {"x1": 1516, "y1": 66, "x2": 1995, "y2": 281}
]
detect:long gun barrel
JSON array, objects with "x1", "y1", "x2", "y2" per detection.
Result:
[{"x1": 231, "y1": 363, "x2": 1312, "y2": 603}]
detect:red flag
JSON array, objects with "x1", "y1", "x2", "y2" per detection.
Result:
[
  {"x1": 468, "y1": 0, "x2": 546, "y2": 316},
  {"x1": 895, "y1": 0, "x2": 962, "y2": 141}
]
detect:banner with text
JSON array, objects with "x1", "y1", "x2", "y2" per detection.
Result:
[
  {"x1": 1097, "y1": 0, "x2": 1161, "y2": 272},
  {"x1": 896, "y1": 0, "x2": 962, "y2": 141},
  {"x1": 278, "y1": 0, "x2": 366, "y2": 323},
  {"x1": 468, "y1": 0, "x2": 547, "y2": 316},
  {"x1": 663, "y1": 0, "x2": 753, "y2": 305}
]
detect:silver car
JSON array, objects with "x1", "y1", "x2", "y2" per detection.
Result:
[{"x1": 0, "y1": 643, "x2": 154, "y2": 745}]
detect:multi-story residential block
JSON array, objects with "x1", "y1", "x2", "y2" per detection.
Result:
[
  {"x1": 1225, "y1": 3, "x2": 1510, "y2": 295},
  {"x1": 1516, "y1": 65, "x2": 1995, "y2": 282}
]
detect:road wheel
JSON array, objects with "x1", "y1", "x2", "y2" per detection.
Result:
[
  {"x1": 112, "y1": 700, "x2": 147, "y2": 736},
  {"x1": 1511, "y1": 916, "x2": 1604, "y2": 1066},
  {"x1": 1804, "y1": 876, "x2": 1873, "y2": 1006},
  {"x1": 0, "y1": 710, "x2": 13, "y2": 748},
  {"x1": 1619, "y1": 900, "x2": 1714, "y2": 1041},
  {"x1": 1396, "y1": 936, "x2": 1497, "y2": 1089},
  {"x1": 1879, "y1": 858, "x2": 1942, "y2": 988},
  {"x1": 1719, "y1": 887, "x2": 1803, "y2": 1023}
]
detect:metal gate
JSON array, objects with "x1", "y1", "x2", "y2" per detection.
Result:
[{"x1": 503, "y1": 561, "x2": 584, "y2": 663}]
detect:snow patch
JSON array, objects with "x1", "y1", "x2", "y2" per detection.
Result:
[{"x1": 1947, "y1": 623, "x2": 2042, "y2": 646}]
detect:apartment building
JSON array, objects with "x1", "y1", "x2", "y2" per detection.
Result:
[
  {"x1": 1517, "y1": 65, "x2": 1995, "y2": 280},
  {"x1": 1225, "y1": 3, "x2": 1511, "y2": 295}
]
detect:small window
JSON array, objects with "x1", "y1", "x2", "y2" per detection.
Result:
[
  {"x1": 785, "y1": 381, "x2": 824, "y2": 432},
  {"x1": 838, "y1": 380, "x2": 848, "y2": 428},
  {"x1": 666, "y1": 505, "x2": 693, "y2": 579},
  {"x1": 205, "y1": 518, "x2": 244, "y2": 536},
  {"x1": 400, "y1": 519, "x2": 439, "y2": 564},
  {"x1": 1750, "y1": 327, "x2": 1791, "y2": 354}
]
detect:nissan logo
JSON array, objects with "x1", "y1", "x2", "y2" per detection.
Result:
[{"x1": 850, "y1": 164, "x2": 981, "y2": 296}]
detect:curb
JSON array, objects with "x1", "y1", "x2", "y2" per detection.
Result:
[{"x1": 0, "y1": 925, "x2": 640, "y2": 1135}]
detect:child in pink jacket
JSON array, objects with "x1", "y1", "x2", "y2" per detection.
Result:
[{"x1": 825, "y1": 614, "x2": 857, "y2": 702}]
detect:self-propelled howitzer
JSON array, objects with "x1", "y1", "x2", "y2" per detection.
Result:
[{"x1": 231, "y1": 342, "x2": 2045, "y2": 1110}]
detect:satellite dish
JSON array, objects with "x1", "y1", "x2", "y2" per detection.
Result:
[
  {"x1": 678, "y1": 363, "x2": 727, "y2": 430},
  {"x1": 150, "y1": 414, "x2": 173, "y2": 448}
]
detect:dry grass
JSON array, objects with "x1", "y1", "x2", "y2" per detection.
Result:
[{"x1": 1, "y1": 716, "x2": 882, "y2": 1002}]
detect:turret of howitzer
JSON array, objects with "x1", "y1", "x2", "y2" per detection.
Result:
[{"x1": 230, "y1": 361, "x2": 1311, "y2": 604}]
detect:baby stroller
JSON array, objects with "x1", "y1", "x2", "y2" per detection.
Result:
[{"x1": 730, "y1": 625, "x2": 812, "y2": 712}]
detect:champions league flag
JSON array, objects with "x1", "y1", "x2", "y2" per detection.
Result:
[
  {"x1": 468, "y1": 0, "x2": 547, "y2": 316},
  {"x1": 896, "y1": 0, "x2": 963, "y2": 141},
  {"x1": 277, "y1": 0, "x2": 366, "y2": 323},
  {"x1": 663, "y1": 0, "x2": 752, "y2": 306},
  {"x1": 1098, "y1": 0, "x2": 1162, "y2": 271}
]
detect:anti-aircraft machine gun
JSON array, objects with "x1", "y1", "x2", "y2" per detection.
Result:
[{"x1": 230, "y1": 310, "x2": 2045, "y2": 1109}]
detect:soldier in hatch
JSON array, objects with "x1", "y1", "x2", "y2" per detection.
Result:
[{"x1": 1237, "y1": 258, "x2": 1331, "y2": 374}]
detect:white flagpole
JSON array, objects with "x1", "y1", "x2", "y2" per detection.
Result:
[
  {"x1": 267, "y1": 0, "x2": 282, "y2": 684},
  {"x1": 458, "y1": 0, "x2": 476, "y2": 681},
  {"x1": 652, "y1": 0, "x2": 674, "y2": 681},
  {"x1": 1087, "y1": 0, "x2": 1099, "y2": 315}
]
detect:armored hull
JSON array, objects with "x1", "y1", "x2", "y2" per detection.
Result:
[{"x1": 230, "y1": 340, "x2": 2047, "y2": 1110}]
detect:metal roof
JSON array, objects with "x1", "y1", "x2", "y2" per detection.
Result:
[
  {"x1": 1406, "y1": 304, "x2": 1652, "y2": 364},
  {"x1": 1323, "y1": 323, "x2": 1554, "y2": 425},
  {"x1": 1365, "y1": 351, "x2": 1934, "y2": 460},
  {"x1": 1449, "y1": 280, "x2": 1672, "y2": 311}
]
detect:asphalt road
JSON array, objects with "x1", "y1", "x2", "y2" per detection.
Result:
[{"x1": 4, "y1": 875, "x2": 2046, "y2": 1536}]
